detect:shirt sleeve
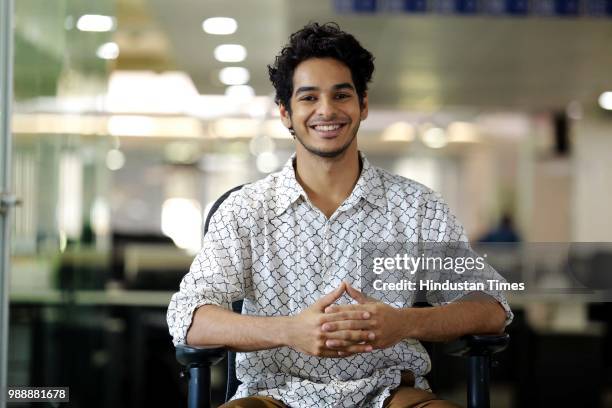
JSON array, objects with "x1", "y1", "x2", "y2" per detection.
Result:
[
  {"x1": 421, "y1": 192, "x2": 514, "y2": 327},
  {"x1": 166, "y1": 200, "x2": 252, "y2": 346}
]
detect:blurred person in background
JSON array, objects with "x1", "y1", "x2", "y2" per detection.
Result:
[
  {"x1": 479, "y1": 213, "x2": 521, "y2": 243},
  {"x1": 167, "y1": 22, "x2": 511, "y2": 408}
]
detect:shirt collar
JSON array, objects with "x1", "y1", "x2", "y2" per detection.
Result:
[
  {"x1": 346, "y1": 152, "x2": 387, "y2": 210},
  {"x1": 274, "y1": 151, "x2": 387, "y2": 216}
]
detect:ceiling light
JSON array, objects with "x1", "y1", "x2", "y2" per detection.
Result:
[
  {"x1": 598, "y1": 92, "x2": 612, "y2": 110},
  {"x1": 107, "y1": 115, "x2": 155, "y2": 137},
  {"x1": 447, "y1": 122, "x2": 480, "y2": 143},
  {"x1": 161, "y1": 198, "x2": 202, "y2": 254},
  {"x1": 96, "y1": 42, "x2": 119, "y2": 60},
  {"x1": 256, "y1": 152, "x2": 280, "y2": 173},
  {"x1": 76, "y1": 14, "x2": 116, "y2": 32},
  {"x1": 106, "y1": 70, "x2": 199, "y2": 114},
  {"x1": 106, "y1": 149, "x2": 125, "y2": 171},
  {"x1": 225, "y1": 85, "x2": 254, "y2": 98},
  {"x1": 422, "y1": 127, "x2": 448, "y2": 149},
  {"x1": 381, "y1": 122, "x2": 415, "y2": 142},
  {"x1": 214, "y1": 44, "x2": 247, "y2": 62},
  {"x1": 212, "y1": 118, "x2": 256, "y2": 138},
  {"x1": 219, "y1": 67, "x2": 249, "y2": 85},
  {"x1": 202, "y1": 17, "x2": 237, "y2": 35}
]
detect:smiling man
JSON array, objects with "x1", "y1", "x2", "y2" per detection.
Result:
[{"x1": 167, "y1": 22, "x2": 512, "y2": 408}]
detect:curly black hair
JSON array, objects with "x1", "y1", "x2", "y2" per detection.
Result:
[{"x1": 267, "y1": 22, "x2": 375, "y2": 113}]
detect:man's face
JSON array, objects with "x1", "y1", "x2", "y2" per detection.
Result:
[{"x1": 280, "y1": 57, "x2": 368, "y2": 159}]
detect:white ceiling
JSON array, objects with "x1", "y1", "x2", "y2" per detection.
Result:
[{"x1": 138, "y1": 0, "x2": 612, "y2": 112}]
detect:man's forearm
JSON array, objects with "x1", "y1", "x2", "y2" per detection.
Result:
[
  {"x1": 186, "y1": 304, "x2": 290, "y2": 351},
  {"x1": 401, "y1": 298, "x2": 507, "y2": 342}
]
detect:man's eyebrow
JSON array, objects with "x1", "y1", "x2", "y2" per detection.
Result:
[
  {"x1": 295, "y1": 86, "x2": 318, "y2": 95},
  {"x1": 333, "y1": 83, "x2": 355, "y2": 91},
  {"x1": 294, "y1": 83, "x2": 356, "y2": 95}
]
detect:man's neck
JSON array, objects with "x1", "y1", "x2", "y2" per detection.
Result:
[{"x1": 294, "y1": 146, "x2": 361, "y2": 218}]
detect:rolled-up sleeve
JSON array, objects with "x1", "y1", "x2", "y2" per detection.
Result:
[
  {"x1": 166, "y1": 201, "x2": 252, "y2": 346},
  {"x1": 422, "y1": 192, "x2": 514, "y2": 327}
]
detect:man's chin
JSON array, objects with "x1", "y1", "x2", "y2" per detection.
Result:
[
  {"x1": 296, "y1": 134, "x2": 357, "y2": 159},
  {"x1": 303, "y1": 144, "x2": 350, "y2": 159}
]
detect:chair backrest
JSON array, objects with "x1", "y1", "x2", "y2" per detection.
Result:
[{"x1": 202, "y1": 185, "x2": 245, "y2": 402}]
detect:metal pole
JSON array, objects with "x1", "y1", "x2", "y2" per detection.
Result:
[
  {"x1": 467, "y1": 355, "x2": 490, "y2": 408},
  {"x1": 187, "y1": 366, "x2": 211, "y2": 408},
  {"x1": 0, "y1": 0, "x2": 15, "y2": 406}
]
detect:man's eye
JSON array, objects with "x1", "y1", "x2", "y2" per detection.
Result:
[
  {"x1": 299, "y1": 96, "x2": 316, "y2": 102},
  {"x1": 336, "y1": 93, "x2": 350, "y2": 99}
]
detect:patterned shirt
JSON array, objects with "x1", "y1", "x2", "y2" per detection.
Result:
[{"x1": 167, "y1": 152, "x2": 512, "y2": 408}]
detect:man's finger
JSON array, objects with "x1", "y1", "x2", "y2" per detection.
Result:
[
  {"x1": 314, "y1": 282, "x2": 346, "y2": 310},
  {"x1": 345, "y1": 282, "x2": 370, "y2": 304},
  {"x1": 322, "y1": 319, "x2": 377, "y2": 332},
  {"x1": 319, "y1": 310, "x2": 371, "y2": 323},
  {"x1": 325, "y1": 304, "x2": 369, "y2": 314},
  {"x1": 325, "y1": 339, "x2": 363, "y2": 349},
  {"x1": 324, "y1": 330, "x2": 375, "y2": 343},
  {"x1": 340, "y1": 343, "x2": 374, "y2": 353}
]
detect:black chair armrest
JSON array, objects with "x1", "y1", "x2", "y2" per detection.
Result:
[
  {"x1": 444, "y1": 333, "x2": 510, "y2": 357},
  {"x1": 176, "y1": 344, "x2": 227, "y2": 367}
]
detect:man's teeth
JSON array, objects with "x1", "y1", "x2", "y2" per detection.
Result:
[{"x1": 314, "y1": 124, "x2": 342, "y2": 131}]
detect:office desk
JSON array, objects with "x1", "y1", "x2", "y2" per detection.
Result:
[{"x1": 9, "y1": 289, "x2": 181, "y2": 408}]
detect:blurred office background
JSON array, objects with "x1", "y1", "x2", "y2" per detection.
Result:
[{"x1": 3, "y1": 0, "x2": 612, "y2": 406}]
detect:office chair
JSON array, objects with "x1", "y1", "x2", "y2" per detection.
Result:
[{"x1": 175, "y1": 186, "x2": 510, "y2": 408}]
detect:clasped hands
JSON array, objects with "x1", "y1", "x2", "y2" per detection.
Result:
[{"x1": 286, "y1": 281, "x2": 407, "y2": 358}]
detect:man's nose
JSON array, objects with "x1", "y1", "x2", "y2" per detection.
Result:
[{"x1": 316, "y1": 96, "x2": 337, "y2": 118}]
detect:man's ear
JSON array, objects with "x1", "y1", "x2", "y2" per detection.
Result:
[
  {"x1": 279, "y1": 103, "x2": 292, "y2": 130},
  {"x1": 360, "y1": 92, "x2": 369, "y2": 121}
]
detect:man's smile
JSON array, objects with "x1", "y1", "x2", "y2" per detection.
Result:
[{"x1": 308, "y1": 122, "x2": 348, "y2": 138}]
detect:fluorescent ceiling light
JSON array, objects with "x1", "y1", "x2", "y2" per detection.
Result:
[
  {"x1": 598, "y1": 92, "x2": 612, "y2": 110},
  {"x1": 107, "y1": 115, "x2": 155, "y2": 137},
  {"x1": 219, "y1": 67, "x2": 249, "y2": 85},
  {"x1": 161, "y1": 198, "x2": 203, "y2": 254},
  {"x1": 202, "y1": 17, "x2": 237, "y2": 35},
  {"x1": 447, "y1": 122, "x2": 480, "y2": 143},
  {"x1": 107, "y1": 115, "x2": 202, "y2": 138},
  {"x1": 256, "y1": 152, "x2": 280, "y2": 173},
  {"x1": 381, "y1": 122, "x2": 415, "y2": 142},
  {"x1": 225, "y1": 85, "x2": 254, "y2": 98},
  {"x1": 106, "y1": 149, "x2": 125, "y2": 171},
  {"x1": 214, "y1": 44, "x2": 247, "y2": 62},
  {"x1": 96, "y1": 42, "x2": 119, "y2": 60},
  {"x1": 422, "y1": 127, "x2": 448, "y2": 149},
  {"x1": 212, "y1": 118, "x2": 256, "y2": 138},
  {"x1": 106, "y1": 70, "x2": 199, "y2": 114},
  {"x1": 76, "y1": 14, "x2": 116, "y2": 32}
]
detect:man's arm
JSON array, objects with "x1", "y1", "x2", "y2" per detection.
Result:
[
  {"x1": 398, "y1": 293, "x2": 507, "y2": 342},
  {"x1": 186, "y1": 304, "x2": 288, "y2": 350},
  {"x1": 186, "y1": 282, "x2": 377, "y2": 358}
]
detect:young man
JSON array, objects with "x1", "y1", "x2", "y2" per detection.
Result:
[{"x1": 167, "y1": 22, "x2": 512, "y2": 408}]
